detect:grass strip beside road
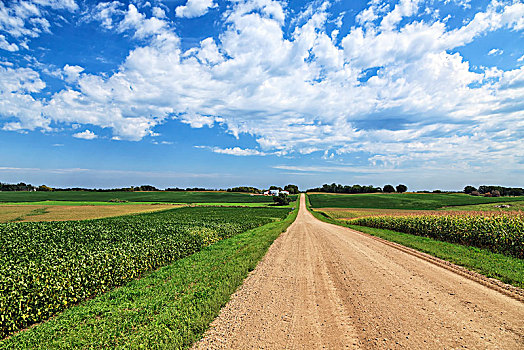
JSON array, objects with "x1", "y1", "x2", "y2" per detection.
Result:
[
  {"x1": 305, "y1": 196, "x2": 524, "y2": 289},
  {"x1": 1, "y1": 199, "x2": 299, "y2": 349}
]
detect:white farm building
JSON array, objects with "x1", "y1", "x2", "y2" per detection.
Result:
[{"x1": 263, "y1": 190, "x2": 289, "y2": 196}]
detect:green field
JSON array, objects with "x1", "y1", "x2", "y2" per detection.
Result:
[
  {"x1": 308, "y1": 192, "x2": 524, "y2": 210},
  {"x1": 0, "y1": 191, "x2": 297, "y2": 204},
  {"x1": 0, "y1": 201, "x2": 298, "y2": 349},
  {"x1": 0, "y1": 206, "x2": 290, "y2": 339},
  {"x1": 0, "y1": 201, "x2": 295, "y2": 208}
]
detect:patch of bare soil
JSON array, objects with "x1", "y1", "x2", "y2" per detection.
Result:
[{"x1": 0, "y1": 204, "x2": 177, "y2": 222}]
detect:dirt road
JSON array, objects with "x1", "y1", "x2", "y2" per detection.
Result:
[{"x1": 194, "y1": 194, "x2": 524, "y2": 349}]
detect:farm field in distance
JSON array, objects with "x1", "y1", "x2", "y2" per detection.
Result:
[
  {"x1": 0, "y1": 204, "x2": 178, "y2": 223},
  {"x1": 308, "y1": 192, "x2": 524, "y2": 210},
  {"x1": 0, "y1": 191, "x2": 297, "y2": 203}
]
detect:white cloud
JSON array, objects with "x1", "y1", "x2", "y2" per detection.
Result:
[
  {"x1": 0, "y1": 66, "x2": 48, "y2": 131},
  {"x1": 73, "y1": 129, "x2": 97, "y2": 139},
  {"x1": 488, "y1": 48, "x2": 503, "y2": 56},
  {"x1": 0, "y1": 34, "x2": 18, "y2": 51},
  {"x1": 32, "y1": 0, "x2": 78, "y2": 11},
  {"x1": 1, "y1": 0, "x2": 523, "y2": 174},
  {"x1": 86, "y1": 2, "x2": 124, "y2": 30},
  {"x1": 0, "y1": 0, "x2": 77, "y2": 44},
  {"x1": 175, "y1": 0, "x2": 216, "y2": 18},
  {"x1": 179, "y1": 113, "x2": 221, "y2": 128},
  {"x1": 211, "y1": 147, "x2": 267, "y2": 156},
  {"x1": 62, "y1": 64, "x2": 84, "y2": 83},
  {"x1": 152, "y1": 7, "x2": 166, "y2": 19}
]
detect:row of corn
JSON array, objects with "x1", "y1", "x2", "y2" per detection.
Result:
[{"x1": 351, "y1": 213, "x2": 523, "y2": 258}]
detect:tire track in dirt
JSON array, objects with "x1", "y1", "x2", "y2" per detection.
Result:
[{"x1": 194, "y1": 194, "x2": 524, "y2": 349}]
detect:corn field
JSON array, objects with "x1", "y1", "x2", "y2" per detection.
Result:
[{"x1": 351, "y1": 213, "x2": 524, "y2": 259}]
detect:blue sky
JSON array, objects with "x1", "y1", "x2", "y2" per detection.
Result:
[{"x1": 0, "y1": 0, "x2": 523, "y2": 190}]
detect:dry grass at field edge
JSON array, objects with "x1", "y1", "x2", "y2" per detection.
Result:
[
  {"x1": 317, "y1": 203, "x2": 524, "y2": 219},
  {"x1": 0, "y1": 204, "x2": 179, "y2": 223}
]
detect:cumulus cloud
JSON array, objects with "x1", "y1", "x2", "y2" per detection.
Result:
[
  {"x1": 175, "y1": 0, "x2": 217, "y2": 18},
  {"x1": 0, "y1": 34, "x2": 18, "y2": 51},
  {"x1": 1, "y1": 0, "x2": 523, "y2": 173},
  {"x1": 73, "y1": 129, "x2": 97, "y2": 140},
  {"x1": 175, "y1": 0, "x2": 216, "y2": 18},
  {"x1": 0, "y1": 0, "x2": 77, "y2": 45},
  {"x1": 62, "y1": 64, "x2": 84, "y2": 83}
]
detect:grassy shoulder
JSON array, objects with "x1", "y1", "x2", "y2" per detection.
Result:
[
  {"x1": 305, "y1": 196, "x2": 524, "y2": 289},
  {"x1": 1, "y1": 198, "x2": 298, "y2": 349}
]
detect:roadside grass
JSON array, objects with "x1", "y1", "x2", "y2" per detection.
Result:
[
  {"x1": 0, "y1": 191, "x2": 297, "y2": 204},
  {"x1": 1, "y1": 199, "x2": 298, "y2": 349},
  {"x1": 0, "y1": 204, "x2": 178, "y2": 223},
  {"x1": 308, "y1": 192, "x2": 524, "y2": 210},
  {"x1": 305, "y1": 196, "x2": 524, "y2": 289}
]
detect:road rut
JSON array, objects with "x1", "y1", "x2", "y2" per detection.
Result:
[{"x1": 194, "y1": 194, "x2": 524, "y2": 349}]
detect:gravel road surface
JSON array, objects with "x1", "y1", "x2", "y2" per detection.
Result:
[{"x1": 194, "y1": 194, "x2": 523, "y2": 349}]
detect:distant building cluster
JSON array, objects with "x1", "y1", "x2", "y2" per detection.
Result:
[{"x1": 263, "y1": 190, "x2": 290, "y2": 196}]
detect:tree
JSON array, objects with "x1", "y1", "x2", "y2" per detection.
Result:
[
  {"x1": 269, "y1": 185, "x2": 283, "y2": 191},
  {"x1": 273, "y1": 193, "x2": 290, "y2": 206},
  {"x1": 284, "y1": 184, "x2": 299, "y2": 194},
  {"x1": 396, "y1": 184, "x2": 408, "y2": 193},
  {"x1": 227, "y1": 186, "x2": 261, "y2": 194},
  {"x1": 464, "y1": 186, "x2": 477, "y2": 194},
  {"x1": 383, "y1": 184, "x2": 395, "y2": 193},
  {"x1": 37, "y1": 185, "x2": 53, "y2": 191}
]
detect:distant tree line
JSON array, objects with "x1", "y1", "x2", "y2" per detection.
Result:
[
  {"x1": 0, "y1": 181, "x2": 301, "y2": 193},
  {"x1": 464, "y1": 185, "x2": 523, "y2": 197},
  {"x1": 0, "y1": 182, "x2": 215, "y2": 192},
  {"x1": 0, "y1": 182, "x2": 37, "y2": 191},
  {"x1": 306, "y1": 183, "x2": 408, "y2": 194},
  {"x1": 227, "y1": 186, "x2": 262, "y2": 194}
]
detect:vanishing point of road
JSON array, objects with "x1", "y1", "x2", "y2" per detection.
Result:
[{"x1": 195, "y1": 194, "x2": 523, "y2": 349}]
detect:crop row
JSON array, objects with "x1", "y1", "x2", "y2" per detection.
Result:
[
  {"x1": 351, "y1": 213, "x2": 524, "y2": 259},
  {"x1": 0, "y1": 206, "x2": 290, "y2": 338}
]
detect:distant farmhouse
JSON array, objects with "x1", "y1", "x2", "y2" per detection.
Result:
[{"x1": 263, "y1": 189, "x2": 289, "y2": 196}]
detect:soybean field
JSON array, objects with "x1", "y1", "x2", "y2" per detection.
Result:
[{"x1": 0, "y1": 206, "x2": 290, "y2": 339}]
